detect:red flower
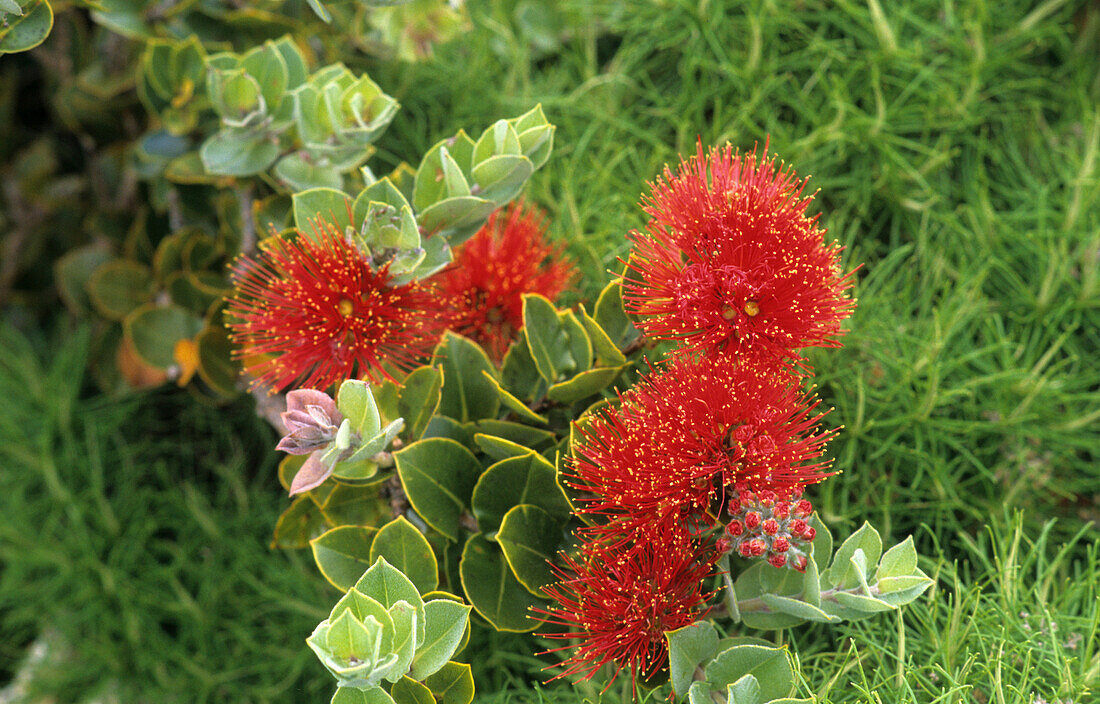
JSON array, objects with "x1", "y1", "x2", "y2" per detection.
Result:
[
  {"x1": 434, "y1": 200, "x2": 576, "y2": 361},
  {"x1": 568, "y1": 354, "x2": 834, "y2": 534},
  {"x1": 226, "y1": 222, "x2": 448, "y2": 392},
  {"x1": 535, "y1": 522, "x2": 717, "y2": 687},
  {"x1": 623, "y1": 140, "x2": 856, "y2": 361}
]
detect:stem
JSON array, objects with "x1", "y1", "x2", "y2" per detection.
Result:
[
  {"x1": 620, "y1": 331, "x2": 647, "y2": 357},
  {"x1": 236, "y1": 183, "x2": 257, "y2": 255}
]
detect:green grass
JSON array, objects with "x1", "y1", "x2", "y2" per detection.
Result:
[
  {"x1": 0, "y1": 324, "x2": 331, "y2": 702},
  {"x1": 2, "y1": 0, "x2": 1099, "y2": 701}
]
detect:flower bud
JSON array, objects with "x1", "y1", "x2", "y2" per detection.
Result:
[
  {"x1": 762, "y1": 518, "x2": 779, "y2": 535},
  {"x1": 726, "y1": 519, "x2": 744, "y2": 537},
  {"x1": 744, "y1": 511, "x2": 762, "y2": 529},
  {"x1": 771, "y1": 537, "x2": 790, "y2": 553},
  {"x1": 790, "y1": 554, "x2": 808, "y2": 572},
  {"x1": 767, "y1": 553, "x2": 787, "y2": 569},
  {"x1": 801, "y1": 526, "x2": 816, "y2": 542},
  {"x1": 794, "y1": 499, "x2": 813, "y2": 517}
]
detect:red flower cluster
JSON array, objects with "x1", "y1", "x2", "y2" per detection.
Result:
[
  {"x1": 623, "y1": 140, "x2": 856, "y2": 362},
  {"x1": 435, "y1": 200, "x2": 576, "y2": 361},
  {"x1": 535, "y1": 522, "x2": 718, "y2": 687},
  {"x1": 569, "y1": 353, "x2": 834, "y2": 536},
  {"x1": 226, "y1": 221, "x2": 449, "y2": 392},
  {"x1": 541, "y1": 139, "x2": 856, "y2": 688}
]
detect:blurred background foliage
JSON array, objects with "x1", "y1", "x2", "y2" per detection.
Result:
[{"x1": 1, "y1": 0, "x2": 1098, "y2": 702}]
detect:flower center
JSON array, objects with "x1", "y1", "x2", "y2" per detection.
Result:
[
  {"x1": 744, "y1": 300, "x2": 760, "y2": 316},
  {"x1": 337, "y1": 298, "x2": 354, "y2": 316}
]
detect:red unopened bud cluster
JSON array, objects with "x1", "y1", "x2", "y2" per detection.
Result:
[{"x1": 721, "y1": 487, "x2": 816, "y2": 572}]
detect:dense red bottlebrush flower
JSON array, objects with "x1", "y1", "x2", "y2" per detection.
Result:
[
  {"x1": 434, "y1": 200, "x2": 576, "y2": 361},
  {"x1": 623, "y1": 140, "x2": 856, "y2": 361},
  {"x1": 535, "y1": 522, "x2": 718, "y2": 687},
  {"x1": 226, "y1": 222, "x2": 449, "y2": 392},
  {"x1": 568, "y1": 353, "x2": 834, "y2": 535}
]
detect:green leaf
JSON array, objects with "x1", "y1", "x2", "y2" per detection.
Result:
[
  {"x1": 459, "y1": 534, "x2": 542, "y2": 632},
  {"x1": 0, "y1": 0, "x2": 52, "y2": 55},
  {"x1": 500, "y1": 339, "x2": 544, "y2": 401},
  {"x1": 496, "y1": 504, "x2": 562, "y2": 595},
  {"x1": 471, "y1": 154, "x2": 534, "y2": 205},
  {"x1": 824, "y1": 522, "x2": 882, "y2": 590},
  {"x1": 398, "y1": 366, "x2": 443, "y2": 442},
  {"x1": 802, "y1": 553, "x2": 822, "y2": 607},
  {"x1": 123, "y1": 304, "x2": 204, "y2": 370},
  {"x1": 510, "y1": 104, "x2": 554, "y2": 169},
  {"x1": 593, "y1": 278, "x2": 639, "y2": 350},
  {"x1": 759, "y1": 594, "x2": 839, "y2": 623},
  {"x1": 421, "y1": 416, "x2": 474, "y2": 449},
  {"x1": 417, "y1": 196, "x2": 496, "y2": 236},
  {"x1": 87, "y1": 260, "x2": 153, "y2": 321},
  {"x1": 200, "y1": 128, "x2": 279, "y2": 176},
  {"x1": 480, "y1": 371, "x2": 547, "y2": 425},
  {"x1": 410, "y1": 600, "x2": 471, "y2": 680},
  {"x1": 560, "y1": 310, "x2": 593, "y2": 374},
  {"x1": 833, "y1": 591, "x2": 897, "y2": 614},
  {"x1": 55, "y1": 245, "x2": 112, "y2": 315},
  {"x1": 423, "y1": 662, "x2": 474, "y2": 704},
  {"x1": 338, "y1": 379, "x2": 383, "y2": 437},
  {"x1": 578, "y1": 304, "x2": 627, "y2": 366},
  {"x1": 876, "y1": 536, "x2": 918, "y2": 581},
  {"x1": 390, "y1": 677, "x2": 434, "y2": 704},
  {"x1": 522, "y1": 294, "x2": 569, "y2": 383},
  {"x1": 271, "y1": 495, "x2": 327, "y2": 549},
  {"x1": 385, "y1": 600, "x2": 418, "y2": 682},
  {"x1": 809, "y1": 514, "x2": 832, "y2": 562},
  {"x1": 733, "y1": 564, "x2": 802, "y2": 630},
  {"x1": 471, "y1": 453, "x2": 571, "y2": 532},
  {"x1": 413, "y1": 141, "x2": 471, "y2": 211},
  {"x1": 688, "y1": 681, "x2": 714, "y2": 704},
  {"x1": 876, "y1": 573, "x2": 934, "y2": 606},
  {"x1": 240, "y1": 42, "x2": 289, "y2": 118},
  {"x1": 327, "y1": 609, "x2": 381, "y2": 662},
  {"x1": 195, "y1": 326, "x2": 239, "y2": 397},
  {"x1": 472, "y1": 434, "x2": 531, "y2": 462},
  {"x1": 665, "y1": 621, "x2": 719, "y2": 697},
  {"x1": 467, "y1": 420, "x2": 555, "y2": 448},
  {"x1": 434, "y1": 332, "x2": 500, "y2": 423},
  {"x1": 546, "y1": 366, "x2": 623, "y2": 404},
  {"x1": 354, "y1": 558, "x2": 426, "y2": 646},
  {"x1": 704, "y1": 644, "x2": 794, "y2": 701},
  {"x1": 274, "y1": 153, "x2": 344, "y2": 191},
  {"x1": 370, "y1": 517, "x2": 439, "y2": 594},
  {"x1": 727, "y1": 674, "x2": 761, "y2": 704},
  {"x1": 311, "y1": 526, "x2": 378, "y2": 592},
  {"x1": 270, "y1": 35, "x2": 308, "y2": 89},
  {"x1": 293, "y1": 187, "x2": 353, "y2": 236},
  {"x1": 394, "y1": 438, "x2": 481, "y2": 542},
  {"x1": 330, "y1": 589, "x2": 392, "y2": 634},
  {"x1": 331, "y1": 687, "x2": 396, "y2": 704}
]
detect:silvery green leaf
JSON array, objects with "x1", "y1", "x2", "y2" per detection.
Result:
[
  {"x1": 337, "y1": 380, "x2": 382, "y2": 437},
  {"x1": 665, "y1": 621, "x2": 719, "y2": 697},
  {"x1": 726, "y1": 674, "x2": 761, "y2": 704}
]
